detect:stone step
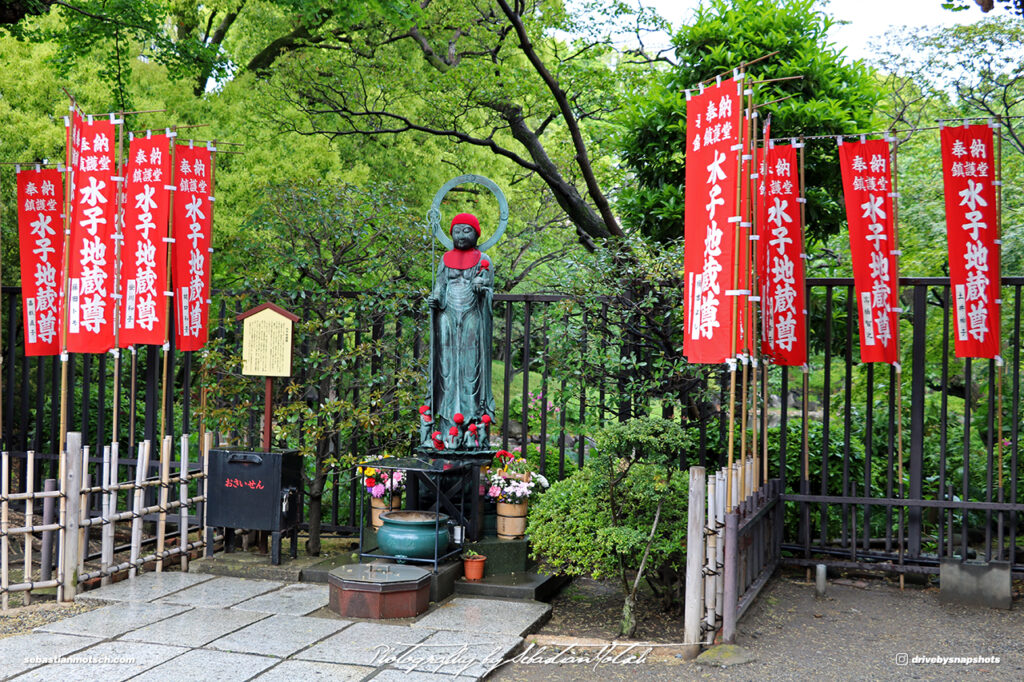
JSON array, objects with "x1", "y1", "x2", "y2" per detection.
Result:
[{"x1": 454, "y1": 571, "x2": 569, "y2": 602}]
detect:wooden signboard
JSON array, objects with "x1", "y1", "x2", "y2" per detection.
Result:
[
  {"x1": 236, "y1": 302, "x2": 299, "y2": 451},
  {"x1": 238, "y1": 303, "x2": 298, "y2": 377}
]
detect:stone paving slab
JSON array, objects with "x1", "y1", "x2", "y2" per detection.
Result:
[
  {"x1": 35, "y1": 602, "x2": 190, "y2": 639},
  {"x1": 230, "y1": 582, "x2": 329, "y2": 616},
  {"x1": 155, "y1": 576, "x2": 284, "y2": 608},
  {"x1": 253, "y1": 660, "x2": 375, "y2": 681},
  {"x1": 0, "y1": 632, "x2": 102, "y2": 680},
  {"x1": 205, "y1": 613, "x2": 349, "y2": 658},
  {"x1": 120, "y1": 606, "x2": 267, "y2": 647},
  {"x1": 387, "y1": 628, "x2": 522, "y2": 678},
  {"x1": 11, "y1": 640, "x2": 188, "y2": 682},
  {"x1": 75, "y1": 571, "x2": 214, "y2": 604},
  {"x1": 129, "y1": 648, "x2": 278, "y2": 681},
  {"x1": 414, "y1": 597, "x2": 551, "y2": 637},
  {"x1": 296, "y1": 621, "x2": 437, "y2": 667}
]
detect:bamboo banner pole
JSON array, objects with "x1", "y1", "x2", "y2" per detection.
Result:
[
  {"x1": 110, "y1": 113, "x2": 126, "y2": 451},
  {"x1": 738, "y1": 91, "x2": 753, "y2": 503},
  {"x1": 725, "y1": 69, "x2": 748, "y2": 512},
  {"x1": 995, "y1": 118, "x2": 1006, "y2": 558},
  {"x1": 890, "y1": 131, "x2": 906, "y2": 589},
  {"x1": 157, "y1": 128, "x2": 177, "y2": 451},
  {"x1": 799, "y1": 142, "x2": 811, "y2": 504},
  {"x1": 58, "y1": 98, "x2": 78, "y2": 461},
  {"x1": 749, "y1": 110, "x2": 761, "y2": 493}
]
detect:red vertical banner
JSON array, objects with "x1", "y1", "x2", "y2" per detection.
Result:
[
  {"x1": 17, "y1": 168, "x2": 65, "y2": 356},
  {"x1": 839, "y1": 138, "x2": 899, "y2": 364},
  {"x1": 683, "y1": 78, "x2": 745, "y2": 364},
  {"x1": 66, "y1": 116, "x2": 118, "y2": 353},
  {"x1": 940, "y1": 124, "x2": 1000, "y2": 358},
  {"x1": 758, "y1": 143, "x2": 806, "y2": 365},
  {"x1": 172, "y1": 144, "x2": 213, "y2": 351},
  {"x1": 120, "y1": 135, "x2": 172, "y2": 346}
]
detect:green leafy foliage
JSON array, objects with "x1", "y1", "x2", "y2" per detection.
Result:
[{"x1": 618, "y1": 0, "x2": 879, "y2": 243}]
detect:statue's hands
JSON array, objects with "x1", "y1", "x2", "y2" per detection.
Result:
[
  {"x1": 472, "y1": 276, "x2": 487, "y2": 292},
  {"x1": 428, "y1": 294, "x2": 441, "y2": 309}
]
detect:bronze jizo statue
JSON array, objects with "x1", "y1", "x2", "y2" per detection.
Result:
[{"x1": 421, "y1": 212, "x2": 496, "y2": 452}]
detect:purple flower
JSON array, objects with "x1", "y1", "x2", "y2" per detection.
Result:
[{"x1": 371, "y1": 483, "x2": 386, "y2": 498}]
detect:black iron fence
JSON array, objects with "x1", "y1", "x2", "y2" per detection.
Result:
[{"x1": 2, "y1": 277, "x2": 1022, "y2": 574}]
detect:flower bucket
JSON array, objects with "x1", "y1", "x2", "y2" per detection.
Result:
[
  {"x1": 370, "y1": 494, "x2": 402, "y2": 529},
  {"x1": 496, "y1": 501, "x2": 528, "y2": 540}
]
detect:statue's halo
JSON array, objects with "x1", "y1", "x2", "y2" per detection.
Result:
[{"x1": 428, "y1": 174, "x2": 509, "y2": 252}]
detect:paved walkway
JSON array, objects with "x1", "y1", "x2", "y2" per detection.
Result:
[{"x1": 0, "y1": 572, "x2": 550, "y2": 681}]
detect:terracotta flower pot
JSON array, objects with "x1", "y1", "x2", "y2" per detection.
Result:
[
  {"x1": 463, "y1": 555, "x2": 487, "y2": 581},
  {"x1": 369, "y1": 494, "x2": 402, "y2": 529},
  {"x1": 496, "y1": 501, "x2": 528, "y2": 540}
]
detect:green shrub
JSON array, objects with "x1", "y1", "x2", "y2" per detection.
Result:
[{"x1": 528, "y1": 417, "x2": 691, "y2": 637}]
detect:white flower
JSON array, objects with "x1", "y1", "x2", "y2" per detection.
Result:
[{"x1": 534, "y1": 474, "x2": 549, "y2": 489}]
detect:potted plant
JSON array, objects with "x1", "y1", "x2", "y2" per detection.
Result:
[
  {"x1": 462, "y1": 548, "x2": 487, "y2": 581},
  {"x1": 360, "y1": 459, "x2": 406, "y2": 529},
  {"x1": 486, "y1": 452, "x2": 549, "y2": 540}
]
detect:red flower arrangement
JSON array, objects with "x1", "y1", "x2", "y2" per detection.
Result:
[{"x1": 480, "y1": 259, "x2": 490, "y2": 271}]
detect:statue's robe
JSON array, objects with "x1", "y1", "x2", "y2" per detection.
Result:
[{"x1": 424, "y1": 247, "x2": 495, "y2": 449}]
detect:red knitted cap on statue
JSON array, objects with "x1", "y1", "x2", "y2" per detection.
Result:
[{"x1": 450, "y1": 213, "x2": 481, "y2": 235}]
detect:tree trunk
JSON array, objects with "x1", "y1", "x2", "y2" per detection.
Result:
[
  {"x1": 620, "y1": 593, "x2": 638, "y2": 638},
  {"x1": 306, "y1": 492, "x2": 322, "y2": 556}
]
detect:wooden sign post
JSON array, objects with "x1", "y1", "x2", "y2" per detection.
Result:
[{"x1": 237, "y1": 302, "x2": 299, "y2": 452}]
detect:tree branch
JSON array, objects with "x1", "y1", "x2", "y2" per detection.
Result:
[{"x1": 495, "y1": 0, "x2": 624, "y2": 239}]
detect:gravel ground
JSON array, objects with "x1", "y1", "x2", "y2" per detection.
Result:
[
  {"x1": 490, "y1": 574, "x2": 1024, "y2": 681},
  {"x1": 0, "y1": 599, "x2": 97, "y2": 639}
]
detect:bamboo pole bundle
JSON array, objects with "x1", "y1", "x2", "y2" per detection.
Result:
[
  {"x1": 704, "y1": 475, "x2": 718, "y2": 645},
  {"x1": 23, "y1": 451, "x2": 34, "y2": 605},
  {"x1": 77, "y1": 446, "x2": 89, "y2": 581},
  {"x1": 715, "y1": 469, "x2": 726, "y2": 623},
  {"x1": 179, "y1": 435, "x2": 189, "y2": 571},
  {"x1": 2, "y1": 451, "x2": 9, "y2": 610},
  {"x1": 156, "y1": 436, "x2": 171, "y2": 572},
  {"x1": 100, "y1": 445, "x2": 114, "y2": 586},
  {"x1": 128, "y1": 440, "x2": 150, "y2": 578}
]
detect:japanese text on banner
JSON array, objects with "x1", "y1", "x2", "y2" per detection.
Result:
[
  {"x1": 171, "y1": 145, "x2": 213, "y2": 352},
  {"x1": 67, "y1": 114, "x2": 118, "y2": 353},
  {"x1": 683, "y1": 78, "x2": 744, "y2": 365},
  {"x1": 17, "y1": 168, "x2": 64, "y2": 356},
  {"x1": 120, "y1": 135, "x2": 172, "y2": 346},
  {"x1": 940, "y1": 124, "x2": 1000, "y2": 359},
  {"x1": 838, "y1": 138, "x2": 899, "y2": 364},
  {"x1": 757, "y1": 143, "x2": 806, "y2": 366}
]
